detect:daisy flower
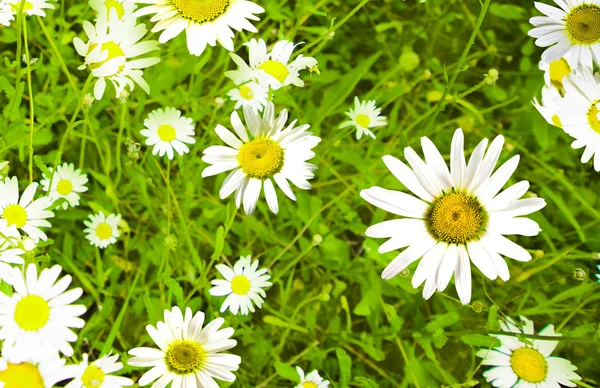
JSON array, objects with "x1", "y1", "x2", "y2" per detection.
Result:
[
  {"x1": 0, "y1": 0, "x2": 54, "y2": 26},
  {"x1": 65, "y1": 353, "x2": 133, "y2": 388},
  {"x1": 0, "y1": 219, "x2": 23, "y2": 284},
  {"x1": 209, "y1": 256, "x2": 272, "y2": 315},
  {"x1": 227, "y1": 81, "x2": 268, "y2": 111},
  {"x1": 0, "y1": 176, "x2": 54, "y2": 242},
  {"x1": 131, "y1": 0, "x2": 264, "y2": 56},
  {"x1": 339, "y1": 97, "x2": 387, "y2": 140},
  {"x1": 83, "y1": 211, "x2": 121, "y2": 249},
  {"x1": 73, "y1": 14, "x2": 160, "y2": 100},
  {"x1": 294, "y1": 366, "x2": 330, "y2": 388},
  {"x1": 89, "y1": 0, "x2": 135, "y2": 22},
  {"x1": 476, "y1": 316, "x2": 581, "y2": 387},
  {"x1": 360, "y1": 128, "x2": 546, "y2": 305},
  {"x1": 128, "y1": 306, "x2": 241, "y2": 387},
  {"x1": 538, "y1": 53, "x2": 575, "y2": 96},
  {"x1": 40, "y1": 163, "x2": 89, "y2": 210},
  {"x1": 533, "y1": 85, "x2": 563, "y2": 128},
  {"x1": 140, "y1": 107, "x2": 196, "y2": 160},
  {"x1": 201, "y1": 103, "x2": 321, "y2": 215},
  {"x1": 529, "y1": 0, "x2": 600, "y2": 68},
  {"x1": 0, "y1": 264, "x2": 86, "y2": 360},
  {"x1": 225, "y1": 38, "x2": 319, "y2": 90},
  {"x1": 0, "y1": 351, "x2": 76, "y2": 388}
]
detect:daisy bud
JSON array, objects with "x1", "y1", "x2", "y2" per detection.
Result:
[
  {"x1": 471, "y1": 301, "x2": 484, "y2": 313},
  {"x1": 163, "y1": 234, "x2": 178, "y2": 251},
  {"x1": 484, "y1": 69, "x2": 499, "y2": 85},
  {"x1": 573, "y1": 268, "x2": 586, "y2": 281},
  {"x1": 313, "y1": 234, "x2": 323, "y2": 246},
  {"x1": 399, "y1": 49, "x2": 420, "y2": 72}
]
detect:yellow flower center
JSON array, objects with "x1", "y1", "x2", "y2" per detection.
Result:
[
  {"x1": 10, "y1": 1, "x2": 34, "y2": 12},
  {"x1": 87, "y1": 41, "x2": 125, "y2": 71},
  {"x1": 81, "y1": 365, "x2": 105, "y2": 388},
  {"x1": 2, "y1": 204, "x2": 28, "y2": 228},
  {"x1": 258, "y1": 60, "x2": 290, "y2": 84},
  {"x1": 231, "y1": 275, "x2": 251, "y2": 295},
  {"x1": 239, "y1": 85, "x2": 255, "y2": 100},
  {"x1": 95, "y1": 223, "x2": 113, "y2": 240},
  {"x1": 510, "y1": 347, "x2": 548, "y2": 383},
  {"x1": 104, "y1": 0, "x2": 125, "y2": 19},
  {"x1": 171, "y1": 0, "x2": 230, "y2": 23},
  {"x1": 157, "y1": 124, "x2": 177, "y2": 142},
  {"x1": 0, "y1": 363, "x2": 45, "y2": 388},
  {"x1": 165, "y1": 340, "x2": 206, "y2": 375},
  {"x1": 428, "y1": 192, "x2": 484, "y2": 244},
  {"x1": 14, "y1": 295, "x2": 50, "y2": 332},
  {"x1": 238, "y1": 138, "x2": 284, "y2": 180},
  {"x1": 356, "y1": 114, "x2": 371, "y2": 128},
  {"x1": 566, "y1": 4, "x2": 600, "y2": 44},
  {"x1": 302, "y1": 383, "x2": 318, "y2": 388},
  {"x1": 587, "y1": 101, "x2": 600, "y2": 134},
  {"x1": 548, "y1": 58, "x2": 571, "y2": 90},
  {"x1": 56, "y1": 179, "x2": 73, "y2": 196},
  {"x1": 551, "y1": 114, "x2": 562, "y2": 128}
]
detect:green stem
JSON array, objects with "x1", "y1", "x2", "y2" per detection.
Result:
[
  {"x1": 14, "y1": 0, "x2": 26, "y2": 89},
  {"x1": 23, "y1": 16, "x2": 34, "y2": 183},
  {"x1": 114, "y1": 102, "x2": 127, "y2": 187}
]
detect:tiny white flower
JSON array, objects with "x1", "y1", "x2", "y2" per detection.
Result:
[
  {"x1": 339, "y1": 97, "x2": 387, "y2": 140},
  {"x1": 40, "y1": 163, "x2": 89, "y2": 210},
  {"x1": 0, "y1": 0, "x2": 54, "y2": 27},
  {"x1": 295, "y1": 366, "x2": 330, "y2": 388},
  {"x1": 227, "y1": 81, "x2": 269, "y2": 112},
  {"x1": 533, "y1": 85, "x2": 563, "y2": 128},
  {"x1": 84, "y1": 211, "x2": 121, "y2": 249},
  {"x1": 64, "y1": 353, "x2": 133, "y2": 388},
  {"x1": 140, "y1": 107, "x2": 196, "y2": 160}
]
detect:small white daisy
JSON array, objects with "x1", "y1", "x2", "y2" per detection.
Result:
[
  {"x1": 140, "y1": 107, "x2": 196, "y2": 160},
  {"x1": 202, "y1": 103, "x2": 321, "y2": 215},
  {"x1": 83, "y1": 211, "x2": 121, "y2": 249},
  {"x1": 0, "y1": 264, "x2": 86, "y2": 360},
  {"x1": 65, "y1": 353, "x2": 133, "y2": 388},
  {"x1": 477, "y1": 316, "x2": 581, "y2": 387},
  {"x1": 40, "y1": 163, "x2": 89, "y2": 210},
  {"x1": 361, "y1": 128, "x2": 546, "y2": 304},
  {"x1": 0, "y1": 0, "x2": 54, "y2": 26},
  {"x1": 128, "y1": 306, "x2": 241, "y2": 388},
  {"x1": 131, "y1": 0, "x2": 264, "y2": 56},
  {"x1": 0, "y1": 350, "x2": 76, "y2": 388},
  {"x1": 225, "y1": 38, "x2": 318, "y2": 90},
  {"x1": 73, "y1": 14, "x2": 160, "y2": 100},
  {"x1": 0, "y1": 177, "x2": 54, "y2": 242},
  {"x1": 89, "y1": 0, "x2": 135, "y2": 21},
  {"x1": 533, "y1": 85, "x2": 564, "y2": 128},
  {"x1": 209, "y1": 256, "x2": 272, "y2": 315},
  {"x1": 227, "y1": 81, "x2": 269, "y2": 111},
  {"x1": 294, "y1": 366, "x2": 330, "y2": 388},
  {"x1": 0, "y1": 219, "x2": 23, "y2": 284},
  {"x1": 339, "y1": 97, "x2": 387, "y2": 140}
]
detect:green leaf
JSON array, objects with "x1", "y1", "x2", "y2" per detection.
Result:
[
  {"x1": 354, "y1": 377, "x2": 379, "y2": 388},
  {"x1": 263, "y1": 316, "x2": 308, "y2": 333},
  {"x1": 274, "y1": 360, "x2": 299, "y2": 382},
  {"x1": 165, "y1": 277, "x2": 183, "y2": 303},
  {"x1": 460, "y1": 334, "x2": 498, "y2": 347},
  {"x1": 210, "y1": 226, "x2": 225, "y2": 261},
  {"x1": 336, "y1": 348, "x2": 352, "y2": 387},
  {"x1": 486, "y1": 305, "x2": 500, "y2": 332}
]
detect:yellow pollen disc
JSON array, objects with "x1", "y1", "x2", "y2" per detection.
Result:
[
  {"x1": 566, "y1": 4, "x2": 600, "y2": 44},
  {"x1": 428, "y1": 192, "x2": 484, "y2": 244},
  {"x1": 2, "y1": 204, "x2": 28, "y2": 228},
  {"x1": 258, "y1": 60, "x2": 290, "y2": 84},
  {"x1": 239, "y1": 85, "x2": 255, "y2": 100},
  {"x1": 87, "y1": 41, "x2": 125, "y2": 71},
  {"x1": 171, "y1": 0, "x2": 230, "y2": 23},
  {"x1": 157, "y1": 124, "x2": 177, "y2": 142},
  {"x1": 302, "y1": 383, "x2": 318, "y2": 388},
  {"x1": 551, "y1": 114, "x2": 562, "y2": 128},
  {"x1": 587, "y1": 101, "x2": 600, "y2": 134},
  {"x1": 356, "y1": 114, "x2": 371, "y2": 128},
  {"x1": 548, "y1": 58, "x2": 571, "y2": 88},
  {"x1": 95, "y1": 223, "x2": 113, "y2": 240},
  {"x1": 165, "y1": 340, "x2": 206, "y2": 375},
  {"x1": 0, "y1": 363, "x2": 45, "y2": 388},
  {"x1": 81, "y1": 365, "x2": 105, "y2": 388},
  {"x1": 510, "y1": 347, "x2": 548, "y2": 383},
  {"x1": 104, "y1": 0, "x2": 125, "y2": 19},
  {"x1": 238, "y1": 138, "x2": 284, "y2": 180},
  {"x1": 231, "y1": 275, "x2": 251, "y2": 295},
  {"x1": 56, "y1": 179, "x2": 73, "y2": 196},
  {"x1": 14, "y1": 295, "x2": 50, "y2": 332}
]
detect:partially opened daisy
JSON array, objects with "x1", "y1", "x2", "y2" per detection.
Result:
[
  {"x1": 131, "y1": 0, "x2": 264, "y2": 56},
  {"x1": 40, "y1": 163, "x2": 89, "y2": 210},
  {"x1": 90, "y1": 0, "x2": 135, "y2": 21},
  {"x1": 539, "y1": 54, "x2": 575, "y2": 96},
  {"x1": 65, "y1": 353, "x2": 133, "y2": 388},
  {"x1": 339, "y1": 97, "x2": 387, "y2": 140},
  {"x1": 533, "y1": 85, "x2": 563, "y2": 128},
  {"x1": 295, "y1": 366, "x2": 330, "y2": 388},
  {"x1": 360, "y1": 128, "x2": 546, "y2": 304},
  {"x1": 0, "y1": 351, "x2": 76, "y2": 388},
  {"x1": 0, "y1": 264, "x2": 86, "y2": 359},
  {"x1": 529, "y1": 0, "x2": 600, "y2": 68},
  {"x1": 0, "y1": 219, "x2": 23, "y2": 284},
  {"x1": 140, "y1": 107, "x2": 196, "y2": 160},
  {"x1": 83, "y1": 211, "x2": 121, "y2": 248},
  {"x1": 0, "y1": 177, "x2": 54, "y2": 242},
  {"x1": 225, "y1": 38, "x2": 319, "y2": 90},
  {"x1": 209, "y1": 255, "x2": 272, "y2": 315},
  {"x1": 227, "y1": 81, "x2": 268, "y2": 111},
  {"x1": 202, "y1": 103, "x2": 321, "y2": 215},
  {"x1": 476, "y1": 316, "x2": 581, "y2": 387},
  {"x1": 128, "y1": 306, "x2": 241, "y2": 387}
]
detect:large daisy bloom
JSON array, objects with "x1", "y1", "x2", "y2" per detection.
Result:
[
  {"x1": 339, "y1": 97, "x2": 387, "y2": 140},
  {"x1": 0, "y1": 177, "x2": 54, "y2": 242},
  {"x1": 529, "y1": 0, "x2": 600, "y2": 68},
  {"x1": 128, "y1": 306, "x2": 241, "y2": 387},
  {"x1": 294, "y1": 366, "x2": 330, "y2": 388},
  {"x1": 73, "y1": 14, "x2": 160, "y2": 100},
  {"x1": 90, "y1": 0, "x2": 135, "y2": 22},
  {"x1": 227, "y1": 81, "x2": 268, "y2": 111},
  {"x1": 225, "y1": 38, "x2": 319, "y2": 90},
  {"x1": 360, "y1": 128, "x2": 546, "y2": 305},
  {"x1": 140, "y1": 107, "x2": 196, "y2": 160},
  {"x1": 131, "y1": 0, "x2": 264, "y2": 56},
  {"x1": 209, "y1": 256, "x2": 272, "y2": 315},
  {"x1": 0, "y1": 264, "x2": 86, "y2": 360},
  {"x1": 40, "y1": 163, "x2": 89, "y2": 210},
  {"x1": 0, "y1": 220, "x2": 24, "y2": 284},
  {"x1": 476, "y1": 317, "x2": 581, "y2": 387},
  {"x1": 0, "y1": 351, "x2": 75, "y2": 388},
  {"x1": 202, "y1": 103, "x2": 321, "y2": 215},
  {"x1": 83, "y1": 212, "x2": 121, "y2": 249},
  {"x1": 533, "y1": 85, "x2": 564, "y2": 128},
  {"x1": 65, "y1": 354, "x2": 133, "y2": 388}
]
